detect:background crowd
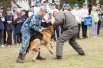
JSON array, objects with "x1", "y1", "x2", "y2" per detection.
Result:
[{"x1": 0, "y1": 0, "x2": 103, "y2": 47}]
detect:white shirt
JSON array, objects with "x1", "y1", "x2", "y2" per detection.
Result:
[
  {"x1": 41, "y1": 6, "x2": 51, "y2": 22},
  {"x1": 81, "y1": 8, "x2": 89, "y2": 21},
  {"x1": 71, "y1": 9, "x2": 82, "y2": 23},
  {"x1": 28, "y1": 11, "x2": 34, "y2": 17},
  {"x1": 50, "y1": 9, "x2": 59, "y2": 24},
  {"x1": 34, "y1": 6, "x2": 41, "y2": 14}
]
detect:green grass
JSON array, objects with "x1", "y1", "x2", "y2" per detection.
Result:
[{"x1": 0, "y1": 29, "x2": 103, "y2": 68}]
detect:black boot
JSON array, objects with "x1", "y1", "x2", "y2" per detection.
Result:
[
  {"x1": 56, "y1": 56, "x2": 62, "y2": 59},
  {"x1": 36, "y1": 51, "x2": 46, "y2": 60},
  {"x1": 16, "y1": 53, "x2": 24, "y2": 63},
  {"x1": 79, "y1": 53, "x2": 85, "y2": 56}
]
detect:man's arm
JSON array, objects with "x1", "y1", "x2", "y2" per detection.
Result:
[
  {"x1": 29, "y1": 15, "x2": 42, "y2": 31},
  {"x1": 53, "y1": 12, "x2": 65, "y2": 28}
]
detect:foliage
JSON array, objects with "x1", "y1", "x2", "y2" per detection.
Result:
[
  {"x1": 60, "y1": 0, "x2": 85, "y2": 9},
  {"x1": 0, "y1": 0, "x2": 11, "y2": 8}
]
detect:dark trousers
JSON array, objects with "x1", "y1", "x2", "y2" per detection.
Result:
[
  {"x1": 16, "y1": 33, "x2": 22, "y2": 44},
  {"x1": 97, "y1": 20, "x2": 101, "y2": 35},
  {"x1": 52, "y1": 26, "x2": 59, "y2": 40},
  {"x1": 77, "y1": 24, "x2": 80, "y2": 38},
  {"x1": 56, "y1": 26, "x2": 85, "y2": 57},
  {"x1": 41, "y1": 22, "x2": 51, "y2": 28},
  {"x1": 13, "y1": 31, "x2": 16, "y2": 44},
  {"x1": 82, "y1": 21, "x2": 87, "y2": 38},
  {"x1": 0, "y1": 30, "x2": 4, "y2": 45},
  {"x1": 4, "y1": 30, "x2": 6, "y2": 44},
  {"x1": 7, "y1": 30, "x2": 12, "y2": 45}
]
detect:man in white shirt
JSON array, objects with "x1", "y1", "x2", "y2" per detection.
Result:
[
  {"x1": 81, "y1": 3, "x2": 89, "y2": 39},
  {"x1": 34, "y1": 0, "x2": 41, "y2": 14},
  {"x1": 41, "y1": 1, "x2": 51, "y2": 28},
  {"x1": 71, "y1": 4, "x2": 82, "y2": 39},
  {"x1": 50, "y1": 3, "x2": 60, "y2": 41},
  {"x1": 49, "y1": 3, "x2": 59, "y2": 24},
  {"x1": 28, "y1": 6, "x2": 35, "y2": 17}
]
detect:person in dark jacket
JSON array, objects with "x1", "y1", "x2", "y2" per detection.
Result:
[
  {"x1": 2, "y1": 8, "x2": 7, "y2": 45},
  {"x1": 53, "y1": 11, "x2": 85, "y2": 59},
  {"x1": 0, "y1": 6, "x2": 5, "y2": 47},
  {"x1": 96, "y1": 3, "x2": 103, "y2": 36},
  {"x1": 21, "y1": 10, "x2": 27, "y2": 23},
  {"x1": 5, "y1": 8, "x2": 14, "y2": 46},
  {"x1": 14, "y1": 13, "x2": 22, "y2": 46}
]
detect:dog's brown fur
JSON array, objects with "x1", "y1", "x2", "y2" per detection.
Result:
[{"x1": 23, "y1": 26, "x2": 54, "y2": 62}]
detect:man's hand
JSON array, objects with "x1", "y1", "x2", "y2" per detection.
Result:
[
  {"x1": 17, "y1": 20, "x2": 22, "y2": 23},
  {"x1": 7, "y1": 21, "x2": 12, "y2": 24},
  {"x1": 38, "y1": 28, "x2": 45, "y2": 33},
  {"x1": 98, "y1": 11, "x2": 102, "y2": 15},
  {"x1": 38, "y1": 29, "x2": 43, "y2": 33},
  {"x1": 41, "y1": 27, "x2": 46, "y2": 30}
]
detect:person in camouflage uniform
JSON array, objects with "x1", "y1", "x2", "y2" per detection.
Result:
[{"x1": 16, "y1": 8, "x2": 47, "y2": 63}]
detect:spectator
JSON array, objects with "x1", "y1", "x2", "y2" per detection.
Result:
[
  {"x1": 52, "y1": 10, "x2": 60, "y2": 41},
  {"x1": 66, "y1": 3, "x2": 71, "y2": 11},
  {"x1": 5, "y1": 8, "x2": 14, "y2": 46},
  {"x1": 2, "y1": 7, "x2": 7, "y2": 45},
  {"x1": 41, "y1": 1, "x2": 51, "y2": 28},
  {"x1": 28, "y1": 6, "x2": 34, "y2": 17},
  {"x1": 11, "y1": 6, "x2": 19, "y2": 20},
  {"x1": 91, "y1": 6, "x2": 99, "y2": 37},
  {"x1": 96, "y1": 3, "x2": 103, "y2": 36},
  {"x1": 21, "y1": 10, "x2": 27, "y2": 23},
  {"x1": 14, "y1": 13, "x2": 22, "y2": 46},
  {"x1": 49, "y1": 3, "x2": 60, "y2": 41},
  {"x1": 60, "y1": 3, "x2": 67, "y2": 12},
  {"x1": 11, "y1": 6, "x2": 19, "y2": 44},
  {"x1": 71, "y1": 4, "x2": 82, "y2": 39},
  {"x1": 0, "y1": 6, "x2": 5, "y2": 47},
  {"x1": 34, "y1": 0, "x2": 41, "y2": 14},
  {"x1": 81, "y1": 3, "x2": 89, "y2": 39}
]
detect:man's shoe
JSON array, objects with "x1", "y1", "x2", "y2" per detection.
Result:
[
  {"x1": 16, "y1": 53, "x2": 24, "y2": 63},
  {"x1": 56, "y1": 56, "x2": 62, "y2": 59},
  {"x1": 79, "y1": 53, "x2": 85, "y2": 56}
]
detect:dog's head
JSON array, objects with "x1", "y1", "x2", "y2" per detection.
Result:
[{"x1": 44, "y1": 26, "x2": 54, "y2": 35}]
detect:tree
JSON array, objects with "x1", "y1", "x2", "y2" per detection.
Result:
[
  {"x1": 0, "y1": 0, "x2": 11, "y2": 8},
  {"x1": 52, "y1": 0, "x2": 54, "y2": 3},
  {"x1": 28, "y1": 0, "x2": 31, "y2": 6},
  {"x1": 12, "y1": 0, "x2": 21, "y2": 8},
  {"x1": 90, "y1": 0, "x2": 96, "y2": 5}
]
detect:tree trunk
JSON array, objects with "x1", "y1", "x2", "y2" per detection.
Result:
[
  {"x1": 28, "y1": 0, "x2": 31, "y2": 6},
  {"x1": 91, "y1": 0, "x2": 96, "y2": 5},
  {"x1": 12, "y1": 0, "x2": 21, "y2": 8},
  {"x1": 52, "y1": 0, "x2": 54, "y2": 3}
]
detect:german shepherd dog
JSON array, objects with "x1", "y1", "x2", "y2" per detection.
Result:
[{"x1": 23, "y1": 26, "x2": 55, "y2": 62}]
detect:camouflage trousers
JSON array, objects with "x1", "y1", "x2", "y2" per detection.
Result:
[{"x1": 19, "y1": 32, "x2": 32, "y2": 54}]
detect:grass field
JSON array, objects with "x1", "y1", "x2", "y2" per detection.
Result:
[{"x1": 0, "y1": 29, "x2": 103, "y2": 68}]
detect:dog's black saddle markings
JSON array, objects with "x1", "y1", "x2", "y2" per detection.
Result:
[{"x1": 30, "y1": 32, "x2": 43, "y2": 42}]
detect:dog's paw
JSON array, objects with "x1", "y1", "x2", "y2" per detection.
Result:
[
  {"x1": 50, "y1": 52, "x2": 53, "y2": 54},
  {"x1": 51, "y1": 46, "x2": 53, "y2": 49}
]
